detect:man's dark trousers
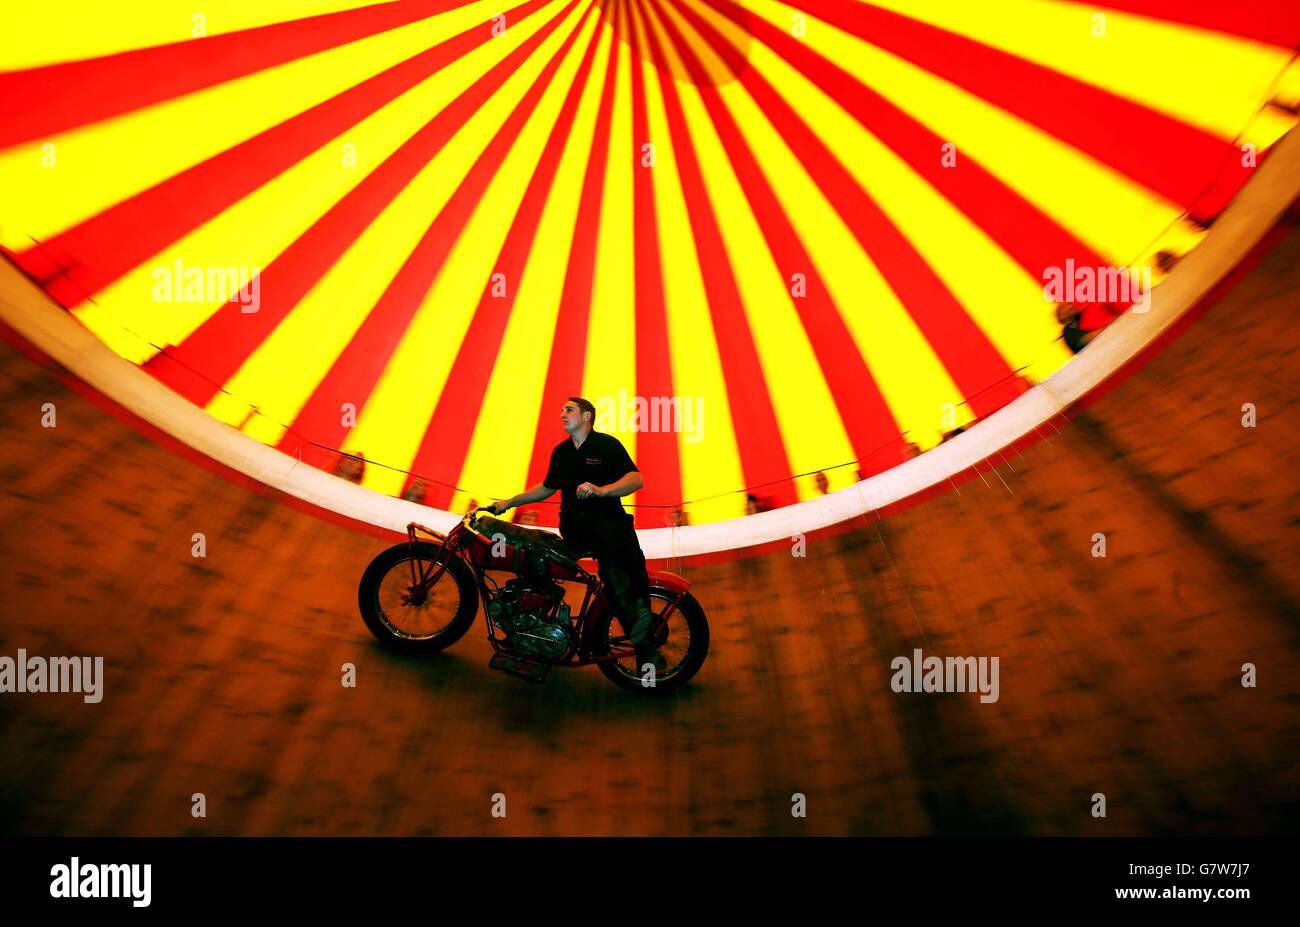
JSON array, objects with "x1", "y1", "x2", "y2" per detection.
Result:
[{"x1": 559, "y1": 510, "x2": 650, "y2": 621}]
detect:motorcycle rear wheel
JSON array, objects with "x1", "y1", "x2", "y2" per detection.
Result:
[
  {"x1": 595, "y1": 588, "x2": 709, "y2": 694},
  {"x1": 357, "y1": 541, "x2": 478, "y2": 653}
]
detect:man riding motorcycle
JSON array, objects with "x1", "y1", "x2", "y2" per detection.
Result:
[{"x1": 483, "y1": 397, "x2": 666, "y2": 674}]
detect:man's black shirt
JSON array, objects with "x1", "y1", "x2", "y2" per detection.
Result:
[{"x1": 544, "y1": 430, "x2": 638, "y2": 519}]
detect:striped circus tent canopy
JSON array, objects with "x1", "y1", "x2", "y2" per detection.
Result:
[{"x1": 2, "y1": 0, "x2": 1297, "y2": 527}]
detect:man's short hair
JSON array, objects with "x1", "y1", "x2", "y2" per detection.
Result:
[{"x1": 568, "y1": 396, "x2": 596, "y2": 425}]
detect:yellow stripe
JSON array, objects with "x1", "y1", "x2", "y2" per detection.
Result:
[
  {"x1": 641, "y1": 2, "x2": 859, "y2": 505},
  {"x1": 1239, "y1": 56, "x2": 1300, "y2": 152},
  {"x1": 848, "y1": 0, "x2": 1296, "y2": 143},
  {"x1": 677, "y1": 0, "x2": 972, "y2": 449},
  {"x1": 0, "y1": 1, "x2": 410, "y2": 70},
  {"x1": 1274, "y1": 58, "x2": 1300, "y2": 110},
  {"x1": 1239, "y1": 101, "x2": 1298, "y2": 154},
  {"x1": 583, "y1": 10, "x2": 639, "y2": 512},
  {"x1": 345, "y1": 2, "x2": 594, "y2": 497},
  {"x1": 69, "y1": 0, "x2": 577, "y2": 365},
  {"x1": 626, "y1": 3, "x2": 747, "y2": 523},
  {"x1": 449, "y1": 11, "x2": 616, "y2": 514},
  {"x1": 739, "y1": 0, "x2": 1184, "y2": 268},
  {"x1": 0, "y1": 1, "x2": 507, "y2": 251}
]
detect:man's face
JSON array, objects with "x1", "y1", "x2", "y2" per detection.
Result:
[{"x1": 561, "y1": 402, "x2": 588, "y2": 434}]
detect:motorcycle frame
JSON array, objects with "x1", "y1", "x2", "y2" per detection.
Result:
[{"x1": 402, "y1": 516, "x2": 690, "y2": 669}]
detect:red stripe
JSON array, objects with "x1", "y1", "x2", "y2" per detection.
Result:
[
  {"x1": 778, "y1": 0, "x2": 1242, "y2": 211},
  {"x1": 275, "y1": 3, "x2": 587, "y2": 474},
  {"x1": 686, "y1": 1, "x2": 1021, "y2": 418},
  {"x1": 140, "y1": 0, "x2": 579, "y2": 407},
  {"x1": 13, "y1": 0, "x2": 555, "y2": 307},
  {"x1": 625, "y1": 1, "x2": 683, "y2": 528},
  {"x1": 634, "y1": 4, "x2": 797, "y2": 509},
  {"x1": 1188, "y1": 141, "x2": 1276, "y2": 227},
  {"x1": 520, "y1": 5, "x2": 626, "y2": 531},
  {"x1": 648, "y1": 0, "x2": 905, "y2": 480},
  {"x1": 1092, "y1": 0, "x2": 1300, "y2": 49},
  {"x1": 404, "y1": 5, "x2": 604, "y2": 511},
  {"x1": 0, "y1": 0, "x2": 470, "y2": 151}
]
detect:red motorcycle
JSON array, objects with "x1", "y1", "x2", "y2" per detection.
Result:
[{"x1": 357, "y1": 510, "x2": 709, "y2": 693}]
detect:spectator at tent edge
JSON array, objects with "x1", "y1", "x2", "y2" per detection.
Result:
[
  {"x1": 401, "y1": 479, "x2": 427, "y2": 504},
  {"x1": 1055, "y1": 301, "x2": 1102, "y2": 355},
  {"x1": 517, "y1": 509, "x2": 539, "y2": 526},
  {"x1": 814, "y1": 471, "x2": 830, "y2": 495},
  {"x1": 335, "y1": 451, "x2": 366, "y2": 484}
]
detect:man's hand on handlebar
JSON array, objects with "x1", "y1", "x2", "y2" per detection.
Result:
[{"x1": 482, "y1": 499, "x2": 510, "y2": 515}]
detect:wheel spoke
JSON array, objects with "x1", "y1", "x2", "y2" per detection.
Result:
[{"x1": 377, "y1": 557, "x2": 460, "y2": 640}]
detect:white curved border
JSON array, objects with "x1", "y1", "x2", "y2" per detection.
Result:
[{"x1": 3, "y1": 129, "x2": 1297, "y2": 559}]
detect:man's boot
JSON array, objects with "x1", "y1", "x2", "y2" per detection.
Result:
[
  {"x1": 603, "y1": 570, "x2": 647, "y2": 641},
  {"x1": 604, "y1": 573, "x2": 664, "y2": 673},
  {"x1": 630, "y1": 595, "x2": 667, "y2": 676}
]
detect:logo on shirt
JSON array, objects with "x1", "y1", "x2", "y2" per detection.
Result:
[{"x1": 584, "y1": 457, "x2": 603, "y2": 465}]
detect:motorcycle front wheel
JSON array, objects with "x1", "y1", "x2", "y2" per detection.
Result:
[
  {"x1": 595, "y1": 588, "x2": 709, "y2": 694},
  {"x1": 357, "y1": 541, "x2": 479, "y2": 653}
]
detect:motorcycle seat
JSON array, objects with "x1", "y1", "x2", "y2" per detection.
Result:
[{"x1": 471, "y1": 514, "x2": 591, "y2": 571}]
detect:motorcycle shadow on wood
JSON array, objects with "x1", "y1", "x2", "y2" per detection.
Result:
[{"x1": 359, "y1": 634, "x2": 706, "y2": 736}]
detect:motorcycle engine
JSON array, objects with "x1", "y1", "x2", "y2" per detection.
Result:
[{"x1": 486, "y1": 578, "x2": 571, "y2": 659}]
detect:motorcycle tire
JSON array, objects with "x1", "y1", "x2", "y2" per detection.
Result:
[
  {"x1": 595, "y1": 588, "x2": 709, "y2": 695},
  {"x1": 358, "y1": 541, "x2": 478, "y2": 654}
]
